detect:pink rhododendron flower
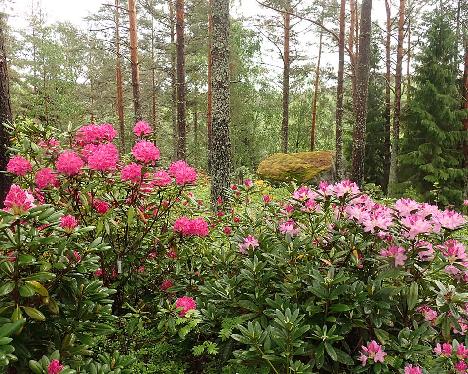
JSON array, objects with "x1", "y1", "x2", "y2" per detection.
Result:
[
  {"x1": 394, "y1": 198, "x2": 420, "y2": 217},
  {"x1": 244, "y1": 179, "x2": 253, "y2": 188},
  {"x1": 71, "y1": 250, "x2": 81, "y2": 263},
  {"x1": 3, "y1": 185, "x2": 35, "y2": 215},
  {"x1": 35, "y1": 168, "x2": 59, "y2": 189},
  {"x1": 380, "y1": 246, "x2": 407, "y2": 267},
  {"x1": 87, "y1": 143, "x2": 119, "y2": 171},
  {"x1": 175, "y1": 296, "x2": 197, "y2": 317},
  {"x1": 132, "y1": 140, "x2": 160, "y2": 164},
  {"x1": 401, "y1": 215, "x2": 432, "y2": 239},
  {"x1": 38, "y1": 138, "x2": 60, "y2": 151},
  {"x1": 223, "y1": 226, "x2": 232, "y2": 235},
  {"x1": 279, "y1": 220, "x2": 300, "y2": 237},
  {"x1": 152, "y1": 170, "x2": 172, "y2": 187},
  {"x1": 168, "y1": 160, "x2": 197, "y2": 185},
  {"x1": 56, "y1": 151, "x2": 84, "y2": 176},
  {"x1": 7, "y1": 155, "x2": 32, "y2": 176},
  {"x1": 434, "y1": 343, "x2": 452, "y2": 357},
  {"x1": 93, "y1": 199, "x2": 110, "y2": 214},
  {"x1": 263, "y1": 195, "x2": 272, "y2": 204},
  {"x1": 404, "y1": 364, "x2": 423, "y2": 374},
  {"x1": 239, "y1": 235, "x2": 259, "y2": 253},
  {"x1": 456, "y1": 344, "x2": 468, "y2": 359},
  {"x1": 133, "y1": 120, "x2": 153, "y2": 137},
  {"x1": 47, "y1": 359, "x2": 63, "y2": 374},
  {"x1": 173, "y1": 216, "x2": 209, "y2": 237},
  {"x1": 160, "y1": 279, "x2": 173, "y2": 291},
  {"x1": 464, "y1": 200, "x2": 468, "y2": 206},
  {"x1": 435, "y1": 209, "x2": 465, "y2": 230},
  {"x1": 167, "y1": 249, "x2": 177, "y2": 259},
  {"x1": 332, "y1": 180, "x2": 360, "y2": 197},
  {"x1": 416, "y1": 241, "x2": 435, "y2": 261},
  {"x1": 121, "y1": 163, "x2": 142, "y2": 183},
  {"x1": 455, "y1": 361, "x2": 468, "y2": 373},
  {"x1": 60, "y1": 215, "x2": 78, "y2": 232},
  {"x1": 416, "y1": 305, "x2": 438, "y2": 322},
  {"x1": 440, "y1": 240, "x2": 466, "y2": 263},
  {"x1": 358, "y1": 340, "x2": 386, "y2": 366},
  {"x1": 75, "y1": 123, "x2": 117, "y2": 145},
  {"x1": 94, "y1": 268, "x2": 103, "y2": 277},
  {"x1": 293, "y1": 186, "x2": 315, "y2": 201}
]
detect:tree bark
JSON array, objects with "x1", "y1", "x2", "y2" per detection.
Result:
[
  {"x1": 406, "y1": 13, "x2": 411, "y2": 103},
  {"x1": 281, "y1": 2, "x2": 291, "y2": 153},
  {"x1": 349, "y1": 0, "x2": 357, "y2": 111},
  {"x1": 388, "y1": 0, "x2": 406, "y2": 193},
  {"x1": 0, "y1": 16, "x2": 12, "y2": 203},
  {"x1": 169, "y1": 0, "x2": 177, "y2": 160},
  {"x1": 151, "y1": 15, "x2": 158, "y2": 130},
  {"x1": 207, "y1": 0, "x2": 213, "y2": 172},
  {"x1": 175, "y1": 0, "x2": 186, "y2": 160},
  {"x1": 128, "y1": 0, "x2": 142, "y2": 121},
  {"x1": 210, "y1": 0, "x2": 231, "y2": 208},
  {"x1": 335, "y1": 0, "x2": 346, "y2": 179},
  {"x1": 310, "y1": 29, "x2": 323, "y2": 151},
  {"x1": 383, "y1": 0, "x2": 392, "y2": 192},
  {"x1": 463, "y1": 37, "x2": 468, "y2": 169},
  {"x1": 351, "y1": 0, "x2": 373, "y2": 184},
  {"x1": 115, "y1": 0, "x2": 125, "y2": 150}
]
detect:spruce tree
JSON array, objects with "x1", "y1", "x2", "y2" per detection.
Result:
[{"x1": 400, "y1": 11, "x2": 466, "y2": 206}]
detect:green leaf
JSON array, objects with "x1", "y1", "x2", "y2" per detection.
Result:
[
  {"x1": 26, "y1": 281, "x2": 48, "y2": 297},
  {"x1": 330, "y1": 304, "x2": 352, "y2": 312},
  {"x1": 324, "y1": 342, "x2": 337, "y2": 361},
  {"x1": 24, "y1": 272, "x2": 56, "y2": 282},
  {"x1": 407, "y1": 282, "x2": 418, "y2": 311},
  {"x1": 19, "y1": 284, "x2": 36, "y2": 297},
  {"x1": 22, "y1": 306, "x2": 46, "y2": 321},
  {"x1": 0, "y1": 320, "x2": 24, "y2": 338},
  {"x1": 0, "y1": 281, "x2": 14, "y2": 296}
]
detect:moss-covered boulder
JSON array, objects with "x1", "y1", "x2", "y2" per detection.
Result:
[{"x1": 257, "y1": 151, "x2": 335, "y2": 184}]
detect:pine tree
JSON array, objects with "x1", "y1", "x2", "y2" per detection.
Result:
[{"x1": 400, "y1": 11, "x2": 466, "y2": 206}]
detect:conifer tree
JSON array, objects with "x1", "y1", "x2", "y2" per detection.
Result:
[{"x1": 400, "y1": 11, "x2": 466, "y2": 206}]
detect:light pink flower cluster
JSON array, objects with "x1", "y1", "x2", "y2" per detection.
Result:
[
  {"x1": 121, "y1": 163, "x2": 142, "y2": 183},
  {"x1": 3, "y1": 184, "x2": 35, "y2": 215},
  {"x1": 433, "y1": 343, "x2": 468, "y2": 372},
  {"x1": 75, "y1": 123, "x2": 117, "y2": 145},
  {"x1": 416, "y1": 241, "x2": 435, "y2": 261},
  {"x1": 35, "y1": 168, "x2": 58, "y2": 189},
  {"x1": 358, "y1": 340, "x2": 386, "y2": 366},
  {"x1": 239, "y1": 235, "x2": 259, "y2": 253},
  {"x1": 175, "y1": 296, "x2": 197, "y2": 317},
  {"x1": 87, "y1": 143, "x2": 119, "y2": 171},
  {"x1": 440, "y1": 240, "x2": 467, "y2": 263},
  {"x1": 404, "y1": 364, "x2": 423, "y2": 374},
  {"x1": 173, "y1": 216, "x2": 209, "y2": 237},
  {"x1": 132, "y1": 140, "x2": 160, "y2": 164},
  {"x1": 7, "y1": 155, "x2": 32, "y2": 176},
  {"x1": 55, "y1": 151, "x2": 84, "y2": 176},
  {"x1": 293, "y1": 186, "x2": 317, "y2": 201},
  {"x1": 47, "y1": 359, "x2": 64, "y2": 374},
  {"x1": 380, "y1": 246, "x2": 407, "y2": 267},
  {"x1": 344, "y1": 196, "x2": 393, "y2": 234},
  {"x1": 133, "y1": 120, "x2": 153, "y2": 137},
  {"x1": 330, "y1": 180, "x2": 360, "y2": 197},
  {"x1": 279, "y1": 219, "x2": 300, "y2": 237},
  {"x1": 168, "y1": 160, "x2": 197, "y2": 185},
  {"x1": 416, "y1": 305, "x2": 438, "y2": 322}
]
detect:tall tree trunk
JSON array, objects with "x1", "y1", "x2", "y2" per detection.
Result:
[
  {"x1": 335, "y1": 0, "x2": 346, "y2": 179},
  {"x1": 0, "y1": 16, "x2": 12, "y2": 203},
  {"x1": 310, "y1": 29, "x2": 323, "y2": 151},
  {"x1": 175, "y1": 0, "x2": 186, "y2": 160},
  {"x1": 463, "y1": 37, "x2": 468, "y2": 169},
  {"x1": 151, "y1": 15, "x2": 158, "y2": 130},
  {"x1": 194, "y1": 107, "x2": 199, "y2": 161},
  {"x1": 207, "y1": 0, "x2": 213, "y2": 172},
  {"x1": 169, "y1": 0, "x2": 177, "y2": 160},
  {"x1": 383, "y1": 0, "x2": 392, "y2": 192},
  {"x1": 349, "y1": 0, "x2": 357, "y2": 110},
  {"x1": 388, "y1": 0, "x2": 406, "y2": 194},
  {"x1": 115, "y1": 0, "x2": 125, "y2": 149},
  {"x1": 406, "y1": 13, "x2": 411, "y2": 103},
  {"x1": 128, "y1": 0, "x2": 142, "y2": 121},
  {"x1": 281, "y1": 3, "x2": 291, "y2": 153},
  {"x1": 210, "y1": 0, "x2": 231, "y2": 208},
  {"x1": 351, "y1": 0, "x2": 373, "y2": 184}
]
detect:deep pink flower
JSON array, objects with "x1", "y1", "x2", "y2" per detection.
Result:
[
  {"x1": 133, "y1": 120, "x2": 152, "y2": 137},
  {"x1": 168, "y1": 160, "x2": 197, "y2": 185},
  {"x1": 121, "y1": 163, "x2": 142, "y2": 183},
  {"x1": 464, "y1": 200, "x2": 468, "y2": 206},
  {"x1": 71, "y1": 250, "x2": 81, "y2": 263},
  {"x1": 332, "y1": 180, "x2": 360, "y2": 197},
  {"x1": 358, "y1": 340, "x2": 386, "y2": 366},
  {"x1": 56, "y1": 151, "x2": 84, "y2": 176},
  {"x1": 94, "y1": 268, "x2": 103, "y2": 277},
  {"x1": 293, "y1": 186, "x2": 314, "y2": 201},
  {"x1": 167, "y1": 249, "x2": 177, "y2": 259},
  {"x1": 7, "y1": 155, "x2": 32, "y2": 176},
  {"x1": 132, "y1": 140, "x2": 160, "y2": 164},
  {"x1": 263, "y1": 195, "x2": 272, "y2": 204},
  {"x1": 175, "y1": 296, "x2": 197, "y2": 317},
  {"x1": 455, "y1": 361, "x2": 468, "y2": 373},
  {"x1": 239, "y1": 235, "x2": 259, "y2": 253},
  {"x1": 434, "y1": 343, "x2": 452, "y2": 357},
  {"x1": 223, "y1": 226, "x2": 232, "y2": 235},
  {"x1": 93, "y1": 199, "x2": 110, "y2": 214},
  {"x1": 75, "y1": 123, "x2": 117, "y2": 145},
  {"x1": 440, "y1": 240, "x2": 466, "y2": 263},
  {"x1": 456, "y1": 344, "x2": 468, "y2": 359},
  {"x1": 38, "y1": 138, "x2": 60, "y2": 151},
  {"x1": 47, "y1": 359, "x2": 63, "y2": 374},
  {"x1": 380, "y1": 246, "x2": 407, "y2": 267},
  {"x1": 160, "y1": 279, "x2": 173, "y2": 291},
  {"x1": 3, "y1": 185, "x2": 35, "y2": 215},
  {"x1": 244, "y1": 179, "x2": 253, "y2": 188},
  {"x1": 416, "y1": 305, "x2": 438, "y2": 322},
  {"x1": 173, "y1": 216, "x2": 209, "y2": 237},
  {"x1": 87, "y1": 143, "x2": 119, "y2": 171},
  {"x1": 60, "y1": 215, "x2": 78, "y2": 232},
  {"x1": 35, "y1": 168, "x2": 59, "y2": 189},
  {"x1": 404, "y1": 364, "x2": 423, "y2": 374},
  {"x1": 152, "y1": 170, "x2": 172, "y2": 187}
]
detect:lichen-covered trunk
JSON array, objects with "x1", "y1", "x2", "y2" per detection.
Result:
[
  {"x1": 128, "y1": 0, "x2": 142, "y2": 121},
  {"x1": 207, "y1": 0, "x2": 213, "y2": 172},
  {"x1": 388, "y1": 0, "x2": 406, "y2": 194},
  {"x1": 463, "y1": 38, "x2": 468, "y2": 168},
  {"x1": 169, "y1": 0, "x2": 177, "y2": 160},
  {"x1": 175, "y1": 0, "x2": 186, "y2": 160},
  {"x1": 115, "y1": 0, "x2": 125, "y2": 150},
  {"x1": 351, "y1": 0, "x2": 372, "y2": 184},
  {"x1": 383, "y1": 0, "x2": 392, "y2": 193},
  {"x1": 310, "y1": 29, "x2": 323, "y2": 151},
  {"x1": 0, "y1": 17, "x2": 11, "y2": 203},
  {"x1": 210, "y1": 0, "x2": 231, "y2": 208},
  {"x1": 282, "y1": 7, "x2": 290, "y2": 153},
  {"x1": 335, "y1": 0, "x2": 346, "y2": 179}
]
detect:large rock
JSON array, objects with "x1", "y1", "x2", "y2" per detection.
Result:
[{"x1": 257, "y1": 151, "x2": 335, "y2": 184}]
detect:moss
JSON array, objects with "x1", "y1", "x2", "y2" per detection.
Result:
[{"x1": 256, "y1": 151, "x2": 335, "y2": 184}]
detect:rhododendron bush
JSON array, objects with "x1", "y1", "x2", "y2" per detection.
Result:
[{"x1": 1, "y1": 120, "x2": 467, "y2": 372}]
